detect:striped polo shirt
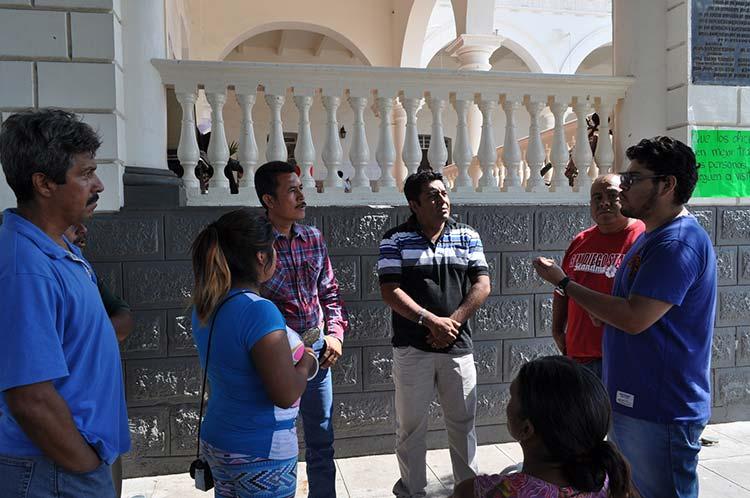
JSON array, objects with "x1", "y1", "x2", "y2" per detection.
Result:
[{"x1": 378, "y1": 215, "x2": 489, "y2": 354}]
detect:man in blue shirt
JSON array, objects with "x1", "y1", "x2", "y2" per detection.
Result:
[
  {"x1": 533, "y1": 136, "x2": 716, "y2": 498},
  {"x1": 0, "y1": 110, "x2": 130, "y2": 497}
]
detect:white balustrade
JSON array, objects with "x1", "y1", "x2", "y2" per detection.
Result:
[
  {"x1": 293, "y1": 91, "x2": 316, "y2": 191},
  {"x1": 322, "y1": 94, "x2": 344, "y2": 191},
  {"x1": 573, "y1": 97, "x2": 595, "y2": 190},
  {"x1": 452, "y1": 96, "x2": 474, "y2": 193},
  {"x1": 549, "y1": 98, "x2": 572, "y2": 193},
  {"x1": 206, "y1": 86, "x2": 230, "y2": 190},
  {"x1": 235, "y1": 88, "x2": 258, "y2": 189},
  {"x1": 427, "y1": 95, "x2": 448, "y2": 174},
  {"x1": 154, "y1": 60, "x2": 630, "y2": 205},
  {"x1": 595, "y1": 98, "x2": 615, "y2": 174},
  {"x1": 525, "y1": 99, "x2": 547, "y2": 193},
  {"x1": 265, "y1": 91, "x2": 287, "y2": 162},
  {"x1": 175, "y1": 87, "x2": 200, "y2": 189},
  {"x1": 348, "y1": 93, "x2": 371, "y2": 193},
  {"x1": 375, "y1": 95, "x2": 398, "y2": 193},
  {"x1": 401, "y1": 94, "x2": 423, "y2": 176},
  {"x1": 477, "y1": 96, "x2": 498, "y2": 192},
  {"x1": 501, "y1": 97, "x2": 523, "y2": 192}
]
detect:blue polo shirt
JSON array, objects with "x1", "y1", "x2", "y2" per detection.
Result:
[
  {"x1": 603, "y1": 215, "x2": 716, "y2": 424},
  {"x1": 0, "y1": 209, "x2": 130, "y2": 463}
]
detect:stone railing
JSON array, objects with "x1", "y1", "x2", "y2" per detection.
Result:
[
  {"x1": 495, "y1": 0, "x2": 611, "y2": 13},
  {"x1": 152, "y1": 59, "x2": 632, "y2": 206}
]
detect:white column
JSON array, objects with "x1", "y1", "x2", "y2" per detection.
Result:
[
  {"x1": 322, "y1": 93, "x2": 344, "y2": 191},
  {"x1": 501, "y1": 97, "x2": 523, "y2": 192},
  {"x1": 401, "y1": 94, "x2": 423, "y2": 176},
  {"x1": 175, "y1": 87, "x2": 200, "y2": 189},
  {"x1": 573, "y1": 98, "x2": 595, "y2": 190},
  {"x1": 476, "y1": 96, "x2": 498, "y2": 192},
  {"x1": 122, "y1": 0, "x2": 167, "y2": 170},
  {"x1": 265, "y1": 90, "x2": 287, "y2": 162},
  {"x1": 375, "y1": 95, "x2": 398, "y2": 193},
  {"x1": 348, "y1": 93, "x2": 371, "y2": 193},
  {"x1": 427, "y1": 95, "x2": 448, "y2": 174},
  {"x1": 235, "y1": 88, "x2": 258, "y2": 189},
  {"x1": 293, "y1": 90, "x2": 316, "y2": 190},
  {"x1": 525, "y1": 99, "x2": 547, "y2": 193},
  {"x1": 206, "y1": 86, "x2": 230, "y2": 190},
  {"x1": 549, "y1": 98, "x2": 572, "y2": 192},
  {"x1": 452, "y1": 96, "x2": 475, "y2": 193},
  {"x1": 595, "y1": 98, "x2": 615, "y2": 174}
]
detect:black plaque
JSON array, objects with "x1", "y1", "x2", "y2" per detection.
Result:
[{"x1": 692, "y1": 0, "x2": 750, "y2": 85}]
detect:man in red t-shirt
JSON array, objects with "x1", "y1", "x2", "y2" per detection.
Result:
[{"x1": 552, "y1": 174, "x2": 645, "y2": 378}]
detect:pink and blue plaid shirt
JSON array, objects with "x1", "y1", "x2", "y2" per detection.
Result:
[{"x1": 260, "y1": 223, "x2": 348, "y2": 342}]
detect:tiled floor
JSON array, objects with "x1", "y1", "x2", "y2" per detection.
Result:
[{"x1": 123, "y1": 421, "x2": 750, "y2": 497}]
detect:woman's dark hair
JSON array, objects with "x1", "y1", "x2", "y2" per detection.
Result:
[
  {"x1": 625, "y1": 136, "x2": 698, "y2": 205},
  {"x1": 516, "y1": 356, "x2": 634, "y2": 498},
  {"x1": 254, "y1": 161, "x2": 296, "y2": 210},
  {"x1": 403, "y1": 170, "x2": 445, "y2": 205},
  {"x1": 191, "y1": 209, "x2": 274, "y2": 324},
  {"x1": 0, "y1": 109, "x2": 101, "y2": 204}
]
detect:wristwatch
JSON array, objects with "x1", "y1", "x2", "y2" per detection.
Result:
[
  {"x1": 417, "y1": 308, "x2": 426, "y2": 326},
  {"x1": 554, "y1": 276, "x2": 571, "y2": 296}
]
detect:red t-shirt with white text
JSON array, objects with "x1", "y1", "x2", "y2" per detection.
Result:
[{"x1": 561, "y1": 220, "x2": 645, "y2": 361}]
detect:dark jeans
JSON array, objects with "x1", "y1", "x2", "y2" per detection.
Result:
[{"x1": 0, "y1": 453, "x2": 115, "y2": 498}]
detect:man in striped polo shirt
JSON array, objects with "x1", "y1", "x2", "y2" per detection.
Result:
[{"x1": 378, "y1": 171, "x2": 491, "y2": 498}]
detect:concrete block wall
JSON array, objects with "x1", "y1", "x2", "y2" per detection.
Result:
[
  {"x1": 78, "y1": 203, "x2": 750, "y2": 478},
  {"x1": 0, "y1": 0, "x2": 124, "y2": 211}
]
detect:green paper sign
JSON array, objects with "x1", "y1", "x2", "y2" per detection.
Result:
[{"x1": 692, "y1": 129, "x2": 750, "y2": 198}]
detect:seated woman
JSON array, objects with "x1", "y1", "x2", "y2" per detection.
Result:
[
  {"x1": 454, "y1": 356, "x2": 635, "y2": 498},
  {"x1": 190, "y1": 209, "x2": 318, "y2": 497}
]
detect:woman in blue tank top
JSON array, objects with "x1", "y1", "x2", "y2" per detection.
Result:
[{"x1": 191, "y1": 209, "x2": 318, "y2": 497}]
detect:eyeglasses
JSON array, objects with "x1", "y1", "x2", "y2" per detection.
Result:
[{"x1": 619, "y1": 172, "x2": 668, "y2": 190}]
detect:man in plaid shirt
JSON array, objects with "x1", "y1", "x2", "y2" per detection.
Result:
[{"x1": 255, "y1": 161, "x2": 349, "y2": 498}]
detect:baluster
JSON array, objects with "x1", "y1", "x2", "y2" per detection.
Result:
[
  {"x1": 206, "y1": 85, "x2": 230, "y2": 190},
  {"x1": 235, "y1": 88, "x2": 258, "y2": 189},
  {"x1": 452, "y1": 96, "x2": 474, "y2": 192},
  {"x1": 265, "y1": 88, "x2": 287, "y2": 162},
  {"x1": 477, "y1": 96, "x2": 498, "y2": 192},
  {"x1": 348, "y1": 92, "x2": 371, "y2": 193},
  {"x1": 501, "y1": 96, "x2": 523, "y2": 191},
  {"x1": 427, "y1": 95, "x2": 448, "y2": 174},
  {"x1": 293, "y1": 90, "x2": 316, "y2": 190},
  {"x1": 375, "y1": 95, "x2": 398, "y2": 193},
  {"x1": 175, "y1": 87, "x2": 200, "y2": 189},
  {"x1": 322, "y1": 93, "x2": 344, "y2": 191},
  {"x1": 525, "y1": 99, "x2": 547, "y2": 193},
  {"x1": 573, "y1": 97, "x2": 594, "y2": 189},
  {"x1": 595, "y1": 98, "x2": 615, "y2": 174},
  {"x1": 549, "y1": 98, "x2": 572, "y2": 192},
  {"x1": 401, "y1": 93, "x2": 423, "y2": 176}
]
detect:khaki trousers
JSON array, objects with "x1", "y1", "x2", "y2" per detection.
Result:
[{"x1": 392, "y1": 346, "x2": 478, "y2": 497}]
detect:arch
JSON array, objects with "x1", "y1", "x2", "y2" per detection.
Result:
[
  {"x1": 217, "y1": 21, "x2": 373, "y2": 65},
  {"x1": 489, "y1": 20, "x2": 555, "y2": 73},
  {"x1": 560, "y1": 26, "x2": 612, "y2": 74},
  {"x1": 400, "y1": 0, "x2": 441, "y2": 68}
]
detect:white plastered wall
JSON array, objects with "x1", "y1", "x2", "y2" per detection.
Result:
[{"x1": 0, "y1": 0, "x2": 125, "y2": 212}]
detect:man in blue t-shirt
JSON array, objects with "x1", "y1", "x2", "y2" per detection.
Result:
[
  {"x1": 0, "y1": 110, "x2": 130, "y2": 497},
  {"x1": 533, "y1": 136, "x2": 716, "y2": 498}
]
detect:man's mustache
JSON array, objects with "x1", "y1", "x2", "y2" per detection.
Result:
[{"x1": 86, "y1": 194, "x2": 99, "y2": 206}]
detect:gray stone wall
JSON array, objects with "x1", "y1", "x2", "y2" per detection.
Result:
[{"x1": 79, "y1": 204, "x2": 750, "y2": 478}]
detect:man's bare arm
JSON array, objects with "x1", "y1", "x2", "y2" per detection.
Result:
[
  {"x1": 5, "y1": 381, "x2": 101, "y2": 472},
  {"x1": 533, "y1": 257, "x2": 673, "y2": 334},
  {"x1": 380, "y1": 282, "x2": 460, "y2": 347},
  {"x1": 110, "y1": 309, "x2": 134, "y2": 343},
  {"x1": 551, "y1": 293, "x2": 568, "y2": 354},
  {"x1": 449, "y1": 275, "x2": 490, "y2": 325}
]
